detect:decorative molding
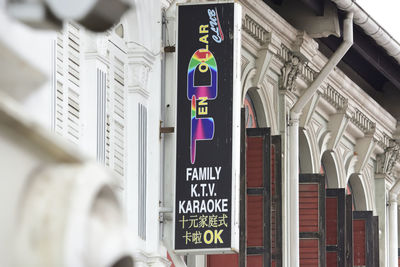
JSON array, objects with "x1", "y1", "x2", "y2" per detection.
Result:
[
  {"x1": 377, "y1": 139, "x2": 400, "y2": 176},
  {"x1": 354, "y1": 135, "x2": 377, "y2": 174},
  {"x1": 161, "y1": 0, "x2": 174, "y2": 9},
  {"x1": 242, "y1": 15, "x2": 316, "y2": 86},
  {"x1": 277, "y1": 44, "x2": 316, "y2": 83},
  {"x1": 147, "y1": 254, "x2": 171, "y2": 266},
  {"x1": 126, "y1": 44, "x2": 155, "y2": 99},
  {"x1": 350, "y1": 108, "x2": 376, "y2": 135},
  {"x1": 132, "y1": 250, "x2": 149, "y2": 266},
  {"x1": 279, "y1": 54, "x2": 301, "y2": 92},
  {"x1": 131, "y1": 250, "x2": 170, "y2": 266},
  {"x1": 84, "y1": 52, "x2": 110, "y2": 65},
  {"x1": 293, "y1": 31, "x2": 318, "y2": 62},
  {"x1": 299, "y1": 93, "x2": 320, "y2": 128},
  {"x1": 242, "y1": 15, "x2": 269, "y2": 45},
  {"x1": 309, "y1": 117, "x2": 324, "y2": 142},
  {"x1": 241, "y1": 55, "x2": 250, "y2": 76},
  {"x1": 242, "y1": 1, "x2": 398, "y2": 169},
  {"x1": 84, "y1": 35, "x2": 110, "y2": 63},
  {"x1": 322, "y1": 84, "x2": 348, "y2": 112},
  {"x1": 385, "y1": 175, "x2": 396, "y2": 190},
  {"x1": 320, "y1": 84, "x2": 395, "y2": 153},
  {"x1": 377, "y1": 132, "x2": 391, "y2": 150},
  {"x1": 253, "y1": 47, "x2": 274, "y2": 88},
  {"x1": 327, "y1": 112, "x2": 350, "y2": 151}
]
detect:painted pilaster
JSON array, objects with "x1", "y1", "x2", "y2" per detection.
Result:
[
  {"x1": 288, "y1": 112, "x2": 300, "y2": 267},
  {"x1": 279, "y1": 84, "x2": 296, "y2": 267},
  {"x1": 389, "y1": 193, "x2": 398, "y2": 267},
  {"x1": 375, "y1": 174, "x2": 388, "y2": 267},
  {"x1": 81, "y1": 34, "x2": 109, "y2": 160},
  {"x1": 280, "y1": 54, "x2": 302, "y2": 267},
  {"x1": 126, "y1": 42, "x2": 156, "y2": 254},
  {"x1": 378, "y1": 138, "x2": 400, "y2": 267}
]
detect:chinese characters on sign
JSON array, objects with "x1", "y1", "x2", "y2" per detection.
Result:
[
  {"x1": 179, "y1": 214, "x2": 228, "y2": 245},
  {"x1": 175, "y1": 3, "x2": 240, "y2": 253}
]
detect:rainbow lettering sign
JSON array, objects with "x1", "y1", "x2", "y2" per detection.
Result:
[
  {"x1": 190, "y1": 95, "x2": 214, "y2": 164},
  {"x1": 187, "y1": 49, "x2": 218, "y2": 99},
  {"x1": 176, "y1": 3, "x2": 239, "y2": 253},
  {"x1": 188, "y1": 49, "x2": 217, "y2": 164}
]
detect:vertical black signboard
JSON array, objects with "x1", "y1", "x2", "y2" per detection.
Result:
[{"x1": 174, "y1": 3, "x2": 240, "y2": 253}]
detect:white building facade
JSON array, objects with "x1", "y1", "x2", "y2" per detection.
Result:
[{"x1": 3, "y1": 0, "x2": 400, "y2": 266}]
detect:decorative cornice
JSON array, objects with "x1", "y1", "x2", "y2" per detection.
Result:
[
  {"x1": 241, "y1": 5, "x2": 397, "y2": 153},
  {"x1": 350, "y1": 108, "x2": 376, "y2": 135},
  {"x1": 147, "y1": 254, "x2": 171, "y2": 266},
  {"x1": 277, "y1": 44, "x2": 316, "y2": 83},
  {"x1": 127, "y1": 43, "x2": 156, "y2": 66},
  {"x1": 293, "y1": 31, "x2": 318, "y2": 62},
  {"x1": 377, "y1": 132, "x2": 391, "y2": 150},
  {"x1": 126, "y1": 44, "x2": 156, "y2": 99},
  {"x1": 242, "y1": 14, "x2": 316, "y2": 85},
  {"x1": 131, "y1": 250, "x2": 171, "y2": 266},
  {"x1": 84, "y1": 52, "x2": 110, "y2": 65},
  {"x1": 128, "y1": 87, "x2": 150, "y2": 98},
  {"x1": 242, "y1": 15, "x2": 269, "y2": 45},
  {"x1": 322, "y1": 84, "x2": 348, "y2": 112}
]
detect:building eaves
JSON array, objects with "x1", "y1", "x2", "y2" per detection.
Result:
[{"x1": 331, "y1": 0, "x2": 400, "y2": 64}]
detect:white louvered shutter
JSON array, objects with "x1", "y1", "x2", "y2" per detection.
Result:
[
  {"x1": 53, "y1": 23, "x2": 82, "y2": 144},
  {"x1": 105, "y1": 37, "x2": 126, "y2": 179}
]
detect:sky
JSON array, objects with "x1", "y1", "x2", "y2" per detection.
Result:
[{"x1": 358, "y1": 0, "x2": 400, "y2": 43}]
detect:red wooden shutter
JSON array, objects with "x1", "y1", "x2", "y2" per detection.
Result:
[
  {"x1": 372, "y1": 216, "x2": 379, "y2": 266},
  {"x1": 209, "y1": 124, "x2": 282, "y2": 267},
  {"x1": 353, "y1": 211, "x2": 375, "y2": 267},
  {"x1": 207, "y1": 254, "x2": 238, "y2": 266},
  {"x1": 326, "y1": 189, "x2": 346, "y2": 266},
  {"x1": 239, "y1": 109, "x2": 246, "y2": 267},
  {"x1": 245, "y1": 128, "x2": 271, "y2": 266},
  {"x1": 299, "y1": 174, "x2": 326, "y2": 267},
  {"x1": 207, "y1": 110, "x2": 246, "y2": 267},
  {"x1": 345, "y1": 195, "x2": 353, "y2": 267},
  {"x1": 271, "y1": 136, "x2": 282, "y2": 266}
]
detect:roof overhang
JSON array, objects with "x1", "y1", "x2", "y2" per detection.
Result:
[{"x1": 331, "y1": 0, "x2": 400, "y2": 64}]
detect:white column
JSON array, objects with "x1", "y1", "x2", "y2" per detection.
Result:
[
  {"x1": 375, "y1": 175, "x2": 387, "y2": 267},
  {"x1": 288, "y1": 113, "x2": 300, "y2": 267},
  {"x1": 389, "y1": 193, "x2": 398, "y2": 267}
]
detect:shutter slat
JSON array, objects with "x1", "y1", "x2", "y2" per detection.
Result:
[{"x1": 299, "y1": 174, "x2": 326, "y2": 267}]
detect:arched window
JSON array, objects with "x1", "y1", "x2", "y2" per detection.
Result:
[
  {"x1": 320, "y1": 161, "x2": 326, "y2": 175},
  {"x1": 346, "y1": 183, "x2": 353, "y2": 195},
  {"x1": 321, "y1": 151, "x2": 339, "y2": 188},
  {"x1": 244, "y1": 94, "x2": 258, "y2": 128}
]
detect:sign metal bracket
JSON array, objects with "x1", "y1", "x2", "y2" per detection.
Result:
[{"x1": 160, "y1": 120, "x2": 175, "y2": 139}]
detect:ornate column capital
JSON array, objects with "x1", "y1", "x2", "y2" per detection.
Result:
[
  {"x1": 279, "y1": 55, "x2": 301, "y2": 92},
  {"x1": 126, "y1": 43, "x2": 156, "y2": 98},
  {"x1": 377, "y1": 139, "x2": 400, "y2": 177}
]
